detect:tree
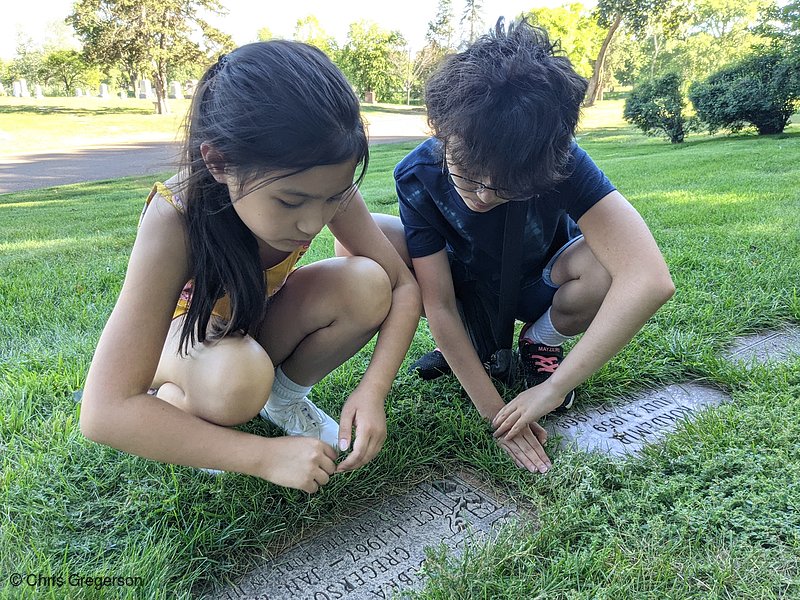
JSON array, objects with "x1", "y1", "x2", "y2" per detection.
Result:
[
  {"x1": 10, "y1": 36, "x2": 45, "y2": 87},
  {"x1": 624, "y1": 72, "x2": 693, "y2": 142},
  {"x1": 758, "y1": 0, "x2": 800, "y2": 57},
  {"x1": 68, "y1": 0, "x2": 234, "y2": 114},
  {"x1": 293, "y1": 15, "x2": 337, "y2": 57},
  {"x1": 40, "y1": 50, "x2": 92, "y2": 94},
  {"x1": 407, "y1": 0, "x2": 458, "y2": 101},
  {"x1": 428, "y1": 0, "x2": 456, "y2": 52},
  {"x1": 693, "y1": 0, "x2": 770, "y2": 37},
  {"x1": 338, "y1": 21, "x2": 406, "y2": 102},
  {"x1": 461, "y1": 0, "x2": 485, "y2": 46},
  {"x1": 585, "y1": 0, "x2": 677, "y2": 106},
  {"x1": 689, "y1": 50, "x2": 800, "y2": 135},
  {"x1": 0, "y1": 60, "x2": 12, "y2": 92},
  {"x1": 256, "y1": 26, "x2": 274, "y2": 42},
  {"x1": 526, "y1": 3, "x2": 605, "y2": 79},
  {"x1": 652, "y1": 0, "x2": 769, "y2": 82}
]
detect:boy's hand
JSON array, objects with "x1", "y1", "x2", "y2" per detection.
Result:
[
  {"x1": 336, "y1": 391, "x2": 387, "y2": 472},
  {"x1": 492, "y1": 384, "x2": 563, "y2": 441},
  {"x1": 496, "y1": 422, "x2": 551, "y2": 473},
  {"x1": 479, "y1": 398, "x2": 551, "y2": 473},
  {"x1": 259, "y1": 437, "x2": 337, "y2": 494}
]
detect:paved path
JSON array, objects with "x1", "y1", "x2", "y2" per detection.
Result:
[{"x1": 0, "y1": 135, "x2": 425, "y2": 194}]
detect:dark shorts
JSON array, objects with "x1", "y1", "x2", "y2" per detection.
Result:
[{"x1": 449, "y1": 235, "x2": 583, "y2": 361}]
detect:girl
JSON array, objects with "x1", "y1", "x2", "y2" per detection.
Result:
[{"x1": 80, "y1": 41, "x2": 421, "y2": 494}]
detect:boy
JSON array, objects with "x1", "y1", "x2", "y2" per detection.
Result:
[{"x1": 339, "y1": 19, "x2": 674, "y2": 473}]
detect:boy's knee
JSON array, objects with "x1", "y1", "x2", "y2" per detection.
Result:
[{"x1": 335, "y1": 214, "x2": 411, "y2": 268}]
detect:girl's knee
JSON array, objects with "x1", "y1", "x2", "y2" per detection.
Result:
[
  {"x1": 341, "y1": 257, "x2": 392, "y2": 326},
  {"x1": 191, "y1": 336, "x2": 274, "y2": 426}
]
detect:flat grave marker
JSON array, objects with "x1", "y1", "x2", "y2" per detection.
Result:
[
  {"x1": 724, "y1": 327, "x2": 800, "y2": 365},
  {"x1": 545, "y1": 383, "x2": 730, "y2": 456},
  {"x1": 208, "y1": 473, "x2": 520, "y2": 600}
]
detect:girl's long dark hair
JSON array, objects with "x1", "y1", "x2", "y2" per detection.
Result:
[{"x1": 177, "y1": 41, "x2": 369, "y2": 354}]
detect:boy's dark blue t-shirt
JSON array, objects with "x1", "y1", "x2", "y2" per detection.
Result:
[{"x1": 394, "y1": 137, "x2": 616, "y2": 284}]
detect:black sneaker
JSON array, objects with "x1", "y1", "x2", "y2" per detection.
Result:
[
  {"x1": 518, "y1": 339, "x2": 576, "y2": 411},
  {"x1": 408, "y1": 349, "x2": 452, "y2": 380}
]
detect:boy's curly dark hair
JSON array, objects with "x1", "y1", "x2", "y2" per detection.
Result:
[{"x1": 425, "y1": 17, "x2": 587, "y2": 196}]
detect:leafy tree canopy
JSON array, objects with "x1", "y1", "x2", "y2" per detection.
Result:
[
  {"x1": 338, "y1": 20, "x2": 406, "y2": 102},
  {"x1": 526, "y1": 3, "x2": 605, "y2": 79},
  {"x1": 68, "y1": 0, "x2": 234, "y2": 112},
  {"x1": 293, "y1": 15, "x2": 337, "y2": 57}
]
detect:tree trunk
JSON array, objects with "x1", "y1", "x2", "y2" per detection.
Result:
[
  {"x1": 585, "y1": 13, "x2": 622, "y2": 107},
  {"x1": 153, "y1": 69, "x2": 170, "y2": 114}
]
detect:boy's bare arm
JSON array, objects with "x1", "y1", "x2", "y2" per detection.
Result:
[
  {"x1": 411, "y1": 250, "x2": 504, "y2": 417},
  {"x1": 411, "y1": 250, "x2": 551, "y2": 472},
  {"x1": 494, "y1": 191, "x2": 675, "y2": 439}
]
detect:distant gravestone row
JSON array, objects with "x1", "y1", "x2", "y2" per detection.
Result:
[
  {"x1": 6, "y1": 78, "x2": 197, "y2": 100},
  {"x1": 209, "y1": 326, "x2": 799, "y2": 600}
]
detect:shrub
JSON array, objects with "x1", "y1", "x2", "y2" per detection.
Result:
[
  {"x1": 623, "y1": 72, "x2": 691, "y2": 143},
  {"x1": 689, "y1": 51, "x2": 800, "y2": 135}
]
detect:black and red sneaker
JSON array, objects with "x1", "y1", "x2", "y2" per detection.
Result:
[
  {"x1": 408, "y1": 349, "x2": 452, "y2": 381},
  {"x1": 518, "y1": 338, "x2": 576, "y2": 411}
]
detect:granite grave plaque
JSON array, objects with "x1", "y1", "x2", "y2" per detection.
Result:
[
  {"x1": 209, "y1": 473, "x2": 519, "y2": 600},
  {"x1": 724, "y1": 327, "x2": 800, "y2": 365},
  {"x1": 545, "y1": 383, "x2": 730, "y2": 456}
]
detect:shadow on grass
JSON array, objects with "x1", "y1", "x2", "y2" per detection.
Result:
[
  {"x1": 0, "y1": 105, "x2": 153, "y2": 116},
  {"x1": 579, "y1": 124, "x2": 800, "y2": 151}
]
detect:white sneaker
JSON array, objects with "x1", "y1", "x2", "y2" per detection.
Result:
[{"x1": 260, "y1": 397, "x2": 339, "y2": 450}]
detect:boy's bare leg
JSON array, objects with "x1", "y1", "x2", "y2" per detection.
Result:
[{"x1": 548, "y1": 239, "x2": 612, "y2": 336}]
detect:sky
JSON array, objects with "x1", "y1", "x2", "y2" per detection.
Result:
[{"x1": 1, "y1": 0, "x2": 581, "y2": 60}]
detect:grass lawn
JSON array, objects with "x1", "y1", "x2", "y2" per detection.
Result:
[
  {"x1": 0, "y1": 97, "x2": 428, "y2": 156},
  {"x1": 1, "y1": 103, "x2": 799, "y2": 599}
]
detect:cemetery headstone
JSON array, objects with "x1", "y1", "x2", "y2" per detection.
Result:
[
  {"x1": 184, "y1": 79, "x2": 198, "y2": 99},
  {"x1": 545, "y1": 383, "x2": 730, "y2": 456},
  {"x1": 34, "y1": 85, "x2": 43, "y2": 99},
  {"x1": 139, "y1": 79, "x2": 153, "y2": 99},
  {"x1": 19, "y1": 79, "x2": 30, "y2": 97},
  {"x1": 100, "y1": 83, "x2": 110, "y2": 99},
  {"x1": 209, "y1": 472, "x2": 521, "y2": 600},
  {"x1": 75, "y1": 88, "x2": 83, "y2": 97},
  {"x1": 169, "y1": 81, "x2": 183, "y2": 99},
  {"x1": 13, "y1": 81, "x2": 22, "y2": 97},
  {"x1": 724, "y1": 327, "x2": 800, "y2": 365}
]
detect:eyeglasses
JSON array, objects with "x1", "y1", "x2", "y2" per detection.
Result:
[{"x1": 445, "y1": 170, "x2": 532, "y2": 202}]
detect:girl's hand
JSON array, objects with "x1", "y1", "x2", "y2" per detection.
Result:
[
  {"x1": 492, "y1": 384, "x2": 564, "y2": 441},
  {"x1": 259, "y1": 437, "x2": 337, "y2": 493},
  {"x1": 336, "y1": 392, "x2": 387, "y2": 472}
]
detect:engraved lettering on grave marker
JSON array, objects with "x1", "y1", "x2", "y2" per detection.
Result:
[
  {"x1": 545, "y1": 383, "x2": 730, "y2": 456},
  {"x1": 724, "y1": 327, "x2": 800, "y2": 364},
  {"x1": 209, "y1": 474, "x2": 518, "y2": 600}
]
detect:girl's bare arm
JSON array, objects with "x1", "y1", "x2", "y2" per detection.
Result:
[{"x1": 81, "y1": 194, "x2": 336, "y2": 491}]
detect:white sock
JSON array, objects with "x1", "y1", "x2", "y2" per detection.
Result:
[
  {"x1": 267, "y1": 366, "x2": 313, "y2": 408},
  {"x1": 522, "y1": 307, "x2": 570, "y2": 347}
]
